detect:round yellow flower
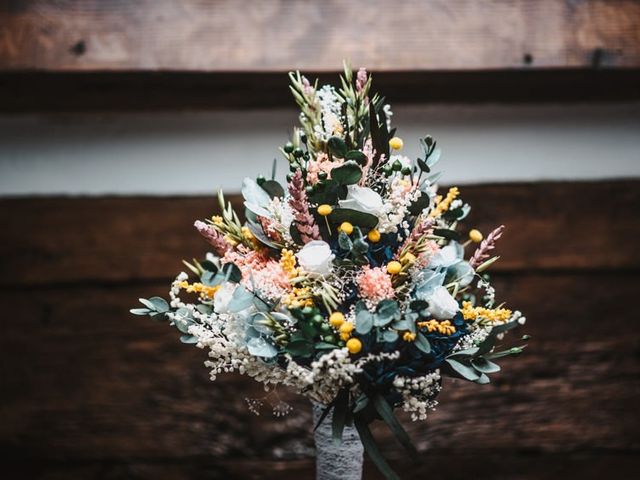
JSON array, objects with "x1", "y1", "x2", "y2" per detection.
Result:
[
  {"x1": 401, "y1": 252, "x2": 416, "y2": 265},
  {"x1": 346, "y1": 338, "x2": 362, "y2": 354},
  {"x1": 317, "y1": 204, "x2": 333, "y2": 216},
  {"x1": 386, "y1": 261, "x2": 402, "y2": 275},
  {"x1": 367, "y1": 229, "x2": 381, "y2": 243},
  {"x1": 469, "y1": 229, "x2": 483, "y2": 243},
  {"x1": 329, "y1": 312, "x2": 345, "y2": 328},
  {"x1": 339, "y1": 322, "x2": 354, "y2": 334},
  {"x1": 389, "y1": 136, "x2": 404, "y2": 151},
  {"x1": 339, "y1": 222, "x2": 354, "y2": 235}
]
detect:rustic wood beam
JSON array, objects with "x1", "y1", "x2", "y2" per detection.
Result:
[
  {"x1": 1, "y1": 0, "x2": 639, "y2": 72},
  {"x1": 1, "y1": 69, "x2": 639, "y2": 112},
  {"x1": 1, "y1": 181, "x2": 638, "y2": 287}
]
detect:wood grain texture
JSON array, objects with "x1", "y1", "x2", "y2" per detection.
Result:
[
  {"x1": 1, "y1": 0, "x2": 639, "y2": 72},
  {"x1": 1, "y1": 181, "x2": 638, "y2": 287},
  {"x1": 1, "y1": 272, "x2": 639, "y2": 478},
  {"x1": 1, "y1": 181, "x2": 639, "y2": 479}
]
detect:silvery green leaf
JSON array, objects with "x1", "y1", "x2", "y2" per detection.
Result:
[
  {"x1": 392, "y1": 319, "x2": 413, "y2": 331},
  {"x1": 272, "y1": 311, "x2": 295, "y2": 325},
  {"x1": 130, "y1": 308, "x2": 151, "y2": 316},
  {"x1": 247, "y1": 337, "x2": 278, "y2": 358},
  {"x1": 148, "y1": 296, "x2": 169, "y2": 313},
  {"x1": 227, "y1": 286, "x2": 254, "y2": 313},
  {"x1": 376, "y1": 300, "x2": 400, "y2": 326},
  {"x1": 426, "y1": 171, "x2": 443, "y2": 184},
  {"x1": 196, "y1": 304, "x2": 213, "y2": 315},
  {"x1": 138, "y1": 298, "x2": 155, "y2": 310},
  {"x1": 251, "y1": 313, "x2": 274, "y2": 335},
  {"x1": 414, "y1": 332, "x2": 431, "y2": 354},
  {"x1": 445, "y1": 358, "x2": 480, "y2": 381},
  {"x1": 174, "y1": 318, "x2": 192, "y2": 334},
  {"x1": 475, "y1": 373, "x2": 491, "y2": 384},
  {"x1": 426, "y1": 148, "x2": 441, "y2": 168},
  {"x1": 382, "y1": 329, "x2": 399, "y2": 342},
  {"x1": 472, "y1": 358, "x2": 501, "y2": 374},
  {"x1": 242, "y1": 177, "x2": 273, "y2": 217},
  {"x1": 449, "y1": 261, "x2": 475, "y2": 287},
  {"x1": 180, "y1": 334, "x2": 198, "y2": 344},
  {"x1": 356, "y1": 309, "x2": 374, "y2": 334}
]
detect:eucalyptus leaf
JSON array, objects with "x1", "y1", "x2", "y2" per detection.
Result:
[
  {"x1": 261, "y1": 179, "x2": 285, "y2": 199},
  {"x1": 372, "y1": 394, "x2": 417, "y2": 456},
  {"x1": 472, "y1": 358, "x2": 501, "y2": 374},
  {"x1": 329, "y1": 208, "x2": 378, "y2": 229},
  {"x1": 382, "y1": 329, "x2": 399, "y2": 342},
  {"x1": 130, "y1": 308, "x2": 151, "y2": 316},
  {"x1": 327, "y1": 136, "x2": 348, "y2": 158},
  {"x1": 286, "y1": 340, "x2": 314, "y2": 358},
  {"x1": 180, "y1": 334, "x2": 198, "y2": 344},
  {"x1": 414, "y1": 332, "x2": 431, "y2": 354},
  {"x1": 331, "y1": 161, "x2": 362, "y2": 185},
  {"x1": 148, "y1": 296, "x2": 169, "y2": 313},
  {"x1": 355, "y1": 309, "x2": 374, "y2": 334},
  {"x1": 445, "y1": 358, "x2": 480, "y2": 381}
]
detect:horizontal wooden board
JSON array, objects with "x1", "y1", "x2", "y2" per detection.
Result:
[
  {"x1": 1, "y1": 1, "x2": 639, "y2": 72},
  {"x1": 1, "y1": 181, "x2": 638, "y2": 287},
  {"x1": 2, "y1": 70, "x2": 640, "y2": 112},
  {"x1": 1, "y1": 272, "x2": 638, "y2": 468}
]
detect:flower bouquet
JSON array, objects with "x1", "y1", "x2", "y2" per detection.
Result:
[{"x1": 132, "y1": 64, "x2": 527, "y2": 480}]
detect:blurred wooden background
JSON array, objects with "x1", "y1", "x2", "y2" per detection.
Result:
[{"x1": 1, "y1": 1, "x2": 640, "y2": 479}]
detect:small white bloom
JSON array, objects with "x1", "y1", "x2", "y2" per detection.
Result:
[
  {"x1": 213, "y1": 282, "x2": 237, "y2": 314},
  {"x1": 339, "y1": 185, "x2": 384, "y2": 217},
  {"x1": 426, "y1": 286, "x2": 459, "y2": 320},
  {"x1": 296, "y1": 240, "x2": 334, "y2": 276}
]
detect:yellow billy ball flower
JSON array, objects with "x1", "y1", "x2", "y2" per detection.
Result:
[
  {"x1": 340, "y1": 332, "x2": 351, "y2": 341},
  {"x1": 318, "y1": 204, "x2": 333, "y2": 216},
  {"x1": 329, "y1": 312, "x2": 345, "y2": 328},
  {"x1": 339, "y1": 322, "x2": 355, "y2": 334},
  {"x1": 339, "y1": 222, "x2": 354, "y2": 235},
  {"x1": 346, "y1": 338, "x2": 362, "y2": 354},
  {"x1": 469, "y1": 229, "x2": 483, "y2": 243},
  {"x1": 367, "y1": 229, "x2": 381, "y2": 243},
  {"x1": 389, "y1": 136, "x2": 404, "y2": 150},
  {"x1": 401, "y1": 252, "x2": 416, "y2": 265},
  {"x1": 386, "y1": 261, "x2": 402, "y2": 275}
]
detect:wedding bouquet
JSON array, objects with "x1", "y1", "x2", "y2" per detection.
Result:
[{"x1": 132, "y1": 64, "x2": 527, "y2": 479}]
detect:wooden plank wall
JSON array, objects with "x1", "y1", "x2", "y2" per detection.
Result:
[
  {"x1": 1, "y1": 0, "x2": 639, "y2": 71},
  {"x1": 1, "y1": 180, "x2": 639, "y2": 479}
]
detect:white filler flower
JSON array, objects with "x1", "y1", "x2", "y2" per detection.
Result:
[{"x1": 296, "y1": 240, "x2": 335, "y2": 276}]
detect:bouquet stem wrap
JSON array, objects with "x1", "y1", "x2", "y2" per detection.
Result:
[{"x1": 312, "y1": 401, "x2": 364, "y2": 480}]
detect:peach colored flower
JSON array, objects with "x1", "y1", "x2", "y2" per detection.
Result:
[{"x1": 357, "y1": 266, "x2": 395, "y2": 303}]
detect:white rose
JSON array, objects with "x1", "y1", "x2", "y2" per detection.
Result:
[
  {"x1": 296, "y1": 240, "x2": 334, "y2": 276},
  {"x1": 426, "y1": 286, "x2": 459, "y2": 320},
  {"x1": 214, "y1": 282, "x2": 237, "y2": 314},
  {"x1": 339, "y1": 185, "x2": 384, "y2": 217}
]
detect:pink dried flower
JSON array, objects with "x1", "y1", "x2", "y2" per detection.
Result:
[
  {"x1": 222, "y1": 247, "x2": 290, "y2": 298},
  {"x1": 469, "y1": 225, "x2": 505, "y2": 268},
  {"x1": 306, "y1": 152, "x2": 342, "y2": 185},
  {"x1": 194, "y1": 220, "x2": 231, "y2": 256},
  {"x1": 288, "y1": 170, "x2": 320, "y2": 243},
  {"x1": 356, "y1": 67, "x2": 368, "y2": 92},
  {"x1": 357, "y1": 266, "x2": 395, "y2": 303}
]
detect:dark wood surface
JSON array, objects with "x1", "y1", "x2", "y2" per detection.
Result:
[
  {"x1": 1, "y1": 180, "x2": 639, "y2": 479},
  {"x1": 1, "y1": 69, "x2": 640, "y2": 112},
  {"x1": 2, "y1": 0, "x2": 639, "y2": 72}
]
